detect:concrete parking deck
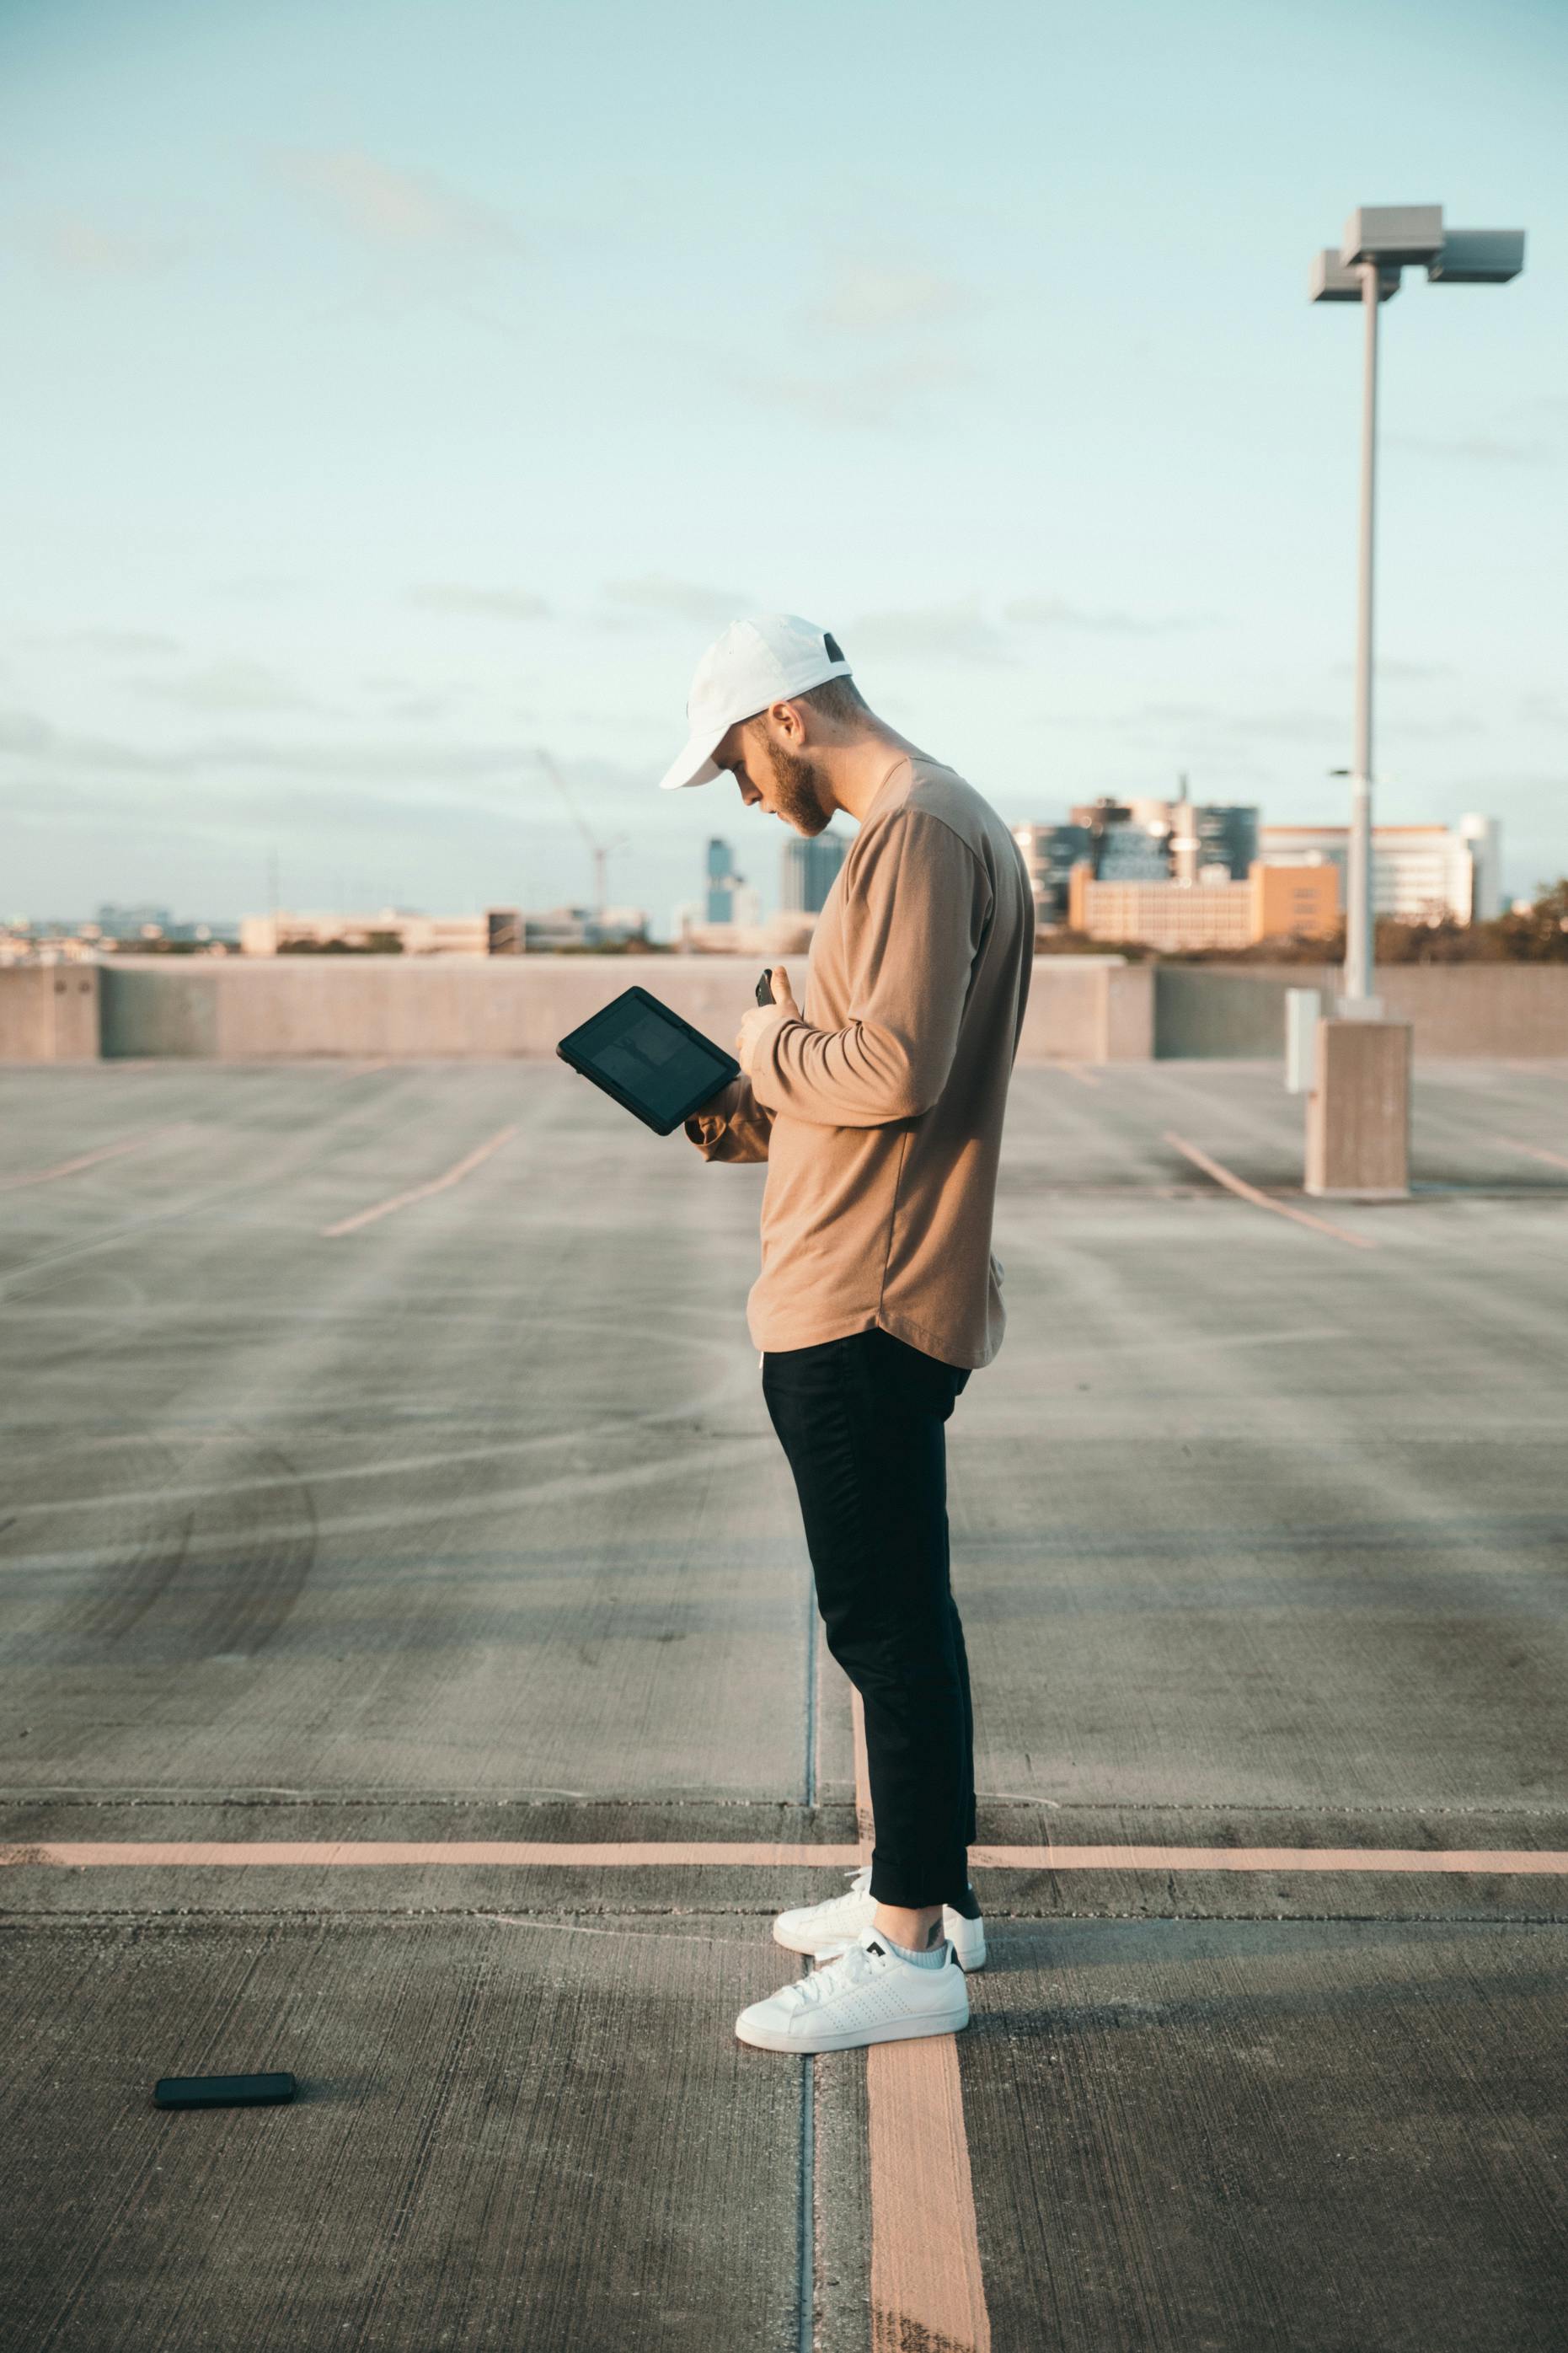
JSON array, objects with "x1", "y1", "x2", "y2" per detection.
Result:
[{"x1": 3, "y1": 1059, "x2": 1565, "y2": 2350}]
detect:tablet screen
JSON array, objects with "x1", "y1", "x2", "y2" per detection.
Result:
[{"x1": 563, "y1": 990, "x2": 736, "y2": 1131}]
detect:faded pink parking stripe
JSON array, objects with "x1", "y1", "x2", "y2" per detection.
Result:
[
  {"x1": 0, "y1": 1134, "x2": 158, "y2": 1192},
  {"x1": 0, "y1": 1840, "x2": 863, "y2": 1869},
  {"x1": 4, "y1": 1839, "x2": 1565, "y2": 1873},
  {"x1": 854, "y1": 1689, "x2": 993, "y2": 2353},
  {"x1": 322, "y1": 1122, "x2": 518, "y2": 1237},
  {"x1": 1503, "y1": 1137, "x2": 1568, "y2": 1174},
  {"x1": 1165, "y1": 1131, "x2": 1377, "y2": 1248},
  {"x1": 972, "y1": 1843, "x2": 1568, "y2": 1873}
]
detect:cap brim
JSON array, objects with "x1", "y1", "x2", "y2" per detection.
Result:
[{"x1": 656, "y1": 726, "x2": 726, "y2": 793}]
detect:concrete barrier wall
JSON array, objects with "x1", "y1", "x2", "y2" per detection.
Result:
[
  {"x1": 92, "y1": 953, "x2": 1147, "y2": 1064},
  {"x1": 1155, "y1": 963, "x2": 1568, "y2": 1059},
  {"x1": 1154, "y1": 968, "x2": 1304, "y2": 1059},
  {"x1": 1372, "y1": 965, "x2": 1568, "y2": 1057},
  {"x1": 21, "y1": 953, "x2": 1559, "y2": 1065},
  {"x1": 0, "y1": 966, "x2": 101, "y2": 1061}
]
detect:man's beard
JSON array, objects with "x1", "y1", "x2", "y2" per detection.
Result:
[{"x1": 763, "y1": 736, "x2": 834, "y2": 836}]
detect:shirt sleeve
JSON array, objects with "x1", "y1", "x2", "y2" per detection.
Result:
[
  {"x1": 683, "y1": 1074, "x2": 776, "y2": 1163},
  {"x1": 748, "y1": 809, "x2": 991, "y2": 1128}
]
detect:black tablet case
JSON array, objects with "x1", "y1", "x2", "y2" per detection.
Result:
[{"x1": 556, "y1": 986, "x2": 741, "y2": 1136}]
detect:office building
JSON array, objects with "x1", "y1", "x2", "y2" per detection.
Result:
[
  {"x1": 1012, "y1": 823, "x2": 1094, "y2": 924},
  {"x1": 705, "y1": 839, "x2": 750, "y2": 925},
  {"x1": 679, "y1": 837, "x2": 762, "y2": 949},
  {"x1": 243, "y1": 908, "x2": 519, "y2": 955},
  {"x1": 1260, "y1": 816, "x2": 1501, "y2": 923},
  {"x1": 95, "y1": 901, "x2": 174, "y2": 940},
  {"x1": 521, "y1": 905, "x2": 647, "y2": 950},
  {"x1": 1018, "y1": 792, "x2": 1260, "y2": 928},
  {"x1": 780, "y1": 831, "x2": 848, "y2": 915},
  {"x1": 1066, "y1": 793, "x2": 1260, "y2": 882},
  {"x1": 1068, "y1": 861, "x2": 1339, "y2": 951},
  {"x1": 1192, "y1": 803, "x2": 1260, "y2": 881}
]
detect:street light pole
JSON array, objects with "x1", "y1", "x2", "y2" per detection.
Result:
[
  {"x1": 1346, "y1": 256, "x2": 1381, "y2": 1008},
  {"x1": 1308, "y1": 206, "x2": 1524, "y2": 1021},
  {"x1": 1302, "y1": 206, "x2": 1524, "y2": 1193}
]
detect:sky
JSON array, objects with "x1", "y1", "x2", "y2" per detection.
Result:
[{"x1": 2, "y1": 0, "x2": 1564, "y2": 932}]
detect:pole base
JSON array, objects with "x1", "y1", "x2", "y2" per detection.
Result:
[{"x1": 1305, "y1": 1020, "x2": 1411, "y2": 1198}]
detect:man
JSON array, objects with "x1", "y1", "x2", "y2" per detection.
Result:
[{"x1": 658, "y1": 614, "x2": 1033, "y2": 2053}]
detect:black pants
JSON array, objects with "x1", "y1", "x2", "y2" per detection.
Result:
[{"x1": 762, "y1": 1327, "x2": 974, "y2": 1910}]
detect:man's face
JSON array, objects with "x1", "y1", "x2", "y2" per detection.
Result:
[{"x1": 717, "y1": 710, "x2": 835, "y2": 838}]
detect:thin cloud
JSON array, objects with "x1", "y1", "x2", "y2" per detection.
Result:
[
  {"x1": 41, "y1": 628, "x2": 183, "y2": 657},
  {"x1": 1331, "y1": 657, "x2": 1451, "y2": 682},
  {"x1": 0, "y1": 707, "x2": 170, "y2": 772},
  {"x1": 0, "y1": 706, "x2": 571, "y2": 793},
  {"x1": 212, "y1": 575, "x2": 307, "y2": 602},
  {"x1": 846, "y1": 603, "x2": 1009, "y2": 666},
  {"x1": 602, "y1": 576, "x2": 747, "y2": 627},
  {"x1": 806, "y1": 262, "x2": 972, "y2": 336},
  {"x1": 19, "y1": 210, "x2": 172, "y2": 276},
  {"x1": 745, "y1": 352, "x2": 974, "y2": 431},
  {"x1": 408, "y1": 585, "x2": 551, "y2": 621},
  {"x1": 129, "y1": 661, "x2": 327, "y2": 716},
  {"x1": 1389, "y1": 431, "x2": 1551, "y2": 467},
  {"x1": 271, "y1": 147, "x2": 525, "y2": 258},
  {"x1": 0, "y1": 731, "x2": 660, "y2": 835},
  {"x1": 1007, "y1": 596, "x2": 1208, "y2": 637}
]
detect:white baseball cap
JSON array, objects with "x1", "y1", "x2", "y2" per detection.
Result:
[{"x1": 656, "y1": 613, "x2": 853, "y2": 792}]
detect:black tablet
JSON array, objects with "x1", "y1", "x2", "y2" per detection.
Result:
[{"x1": 556, "y1": 986, "x2": 741, "y2": 1136}]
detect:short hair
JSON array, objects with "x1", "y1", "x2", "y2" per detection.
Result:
[{"x1": 800, "y1": 673, "x2": 869, "y2": 728}]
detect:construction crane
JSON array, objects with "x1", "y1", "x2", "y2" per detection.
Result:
[{"x1": 536, "y1": 748, "x2": 626, "y2": 921}]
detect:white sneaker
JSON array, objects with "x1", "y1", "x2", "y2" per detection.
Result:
[
  {"x1": 773, "y1": 1866, "x2": 987, "y2": 1971},
  {"x1": 736, "y1": 1929, "x2": 970, "y2": 2054}
]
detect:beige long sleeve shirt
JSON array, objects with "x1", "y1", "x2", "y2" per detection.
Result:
[{"x1": 684, "y1": 754, "x2": 1034, "y2": 1369}]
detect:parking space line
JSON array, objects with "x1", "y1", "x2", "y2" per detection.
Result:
[
  {"x1": 7, "y1": 1840, "x2": 1565, "y2": 1873},
  {"x1": 853, "y1": 1691, "x2": 993, "y2": 2353},
  {"x1": 977, "y1": 1842, "x2": 1568, "y2": 1873},
  {"x1": 1501, "y1": 1138, "x2": 1568, "y2": 1174},
  {"x1": 0, "y1": 1134, "x2": 158, "y2": 1192},
  {"x1": 1164, "y1": 1132, "x2": 1377, "y2": 1248},
  {"x1": 322, "y1": 1123, "x2": 518, "y2": 1236},
  {"x1": 1, "y1": 1841, "x2": 864, "y2": 1868}
]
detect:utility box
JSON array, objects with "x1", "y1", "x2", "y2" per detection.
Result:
[
  {"x1": 1285, "y1": 989, "x2": 1322, "y2": 1094},
  {"x1": 1305, "y1": 1019, "x2": 1411, "y2": 1198}
]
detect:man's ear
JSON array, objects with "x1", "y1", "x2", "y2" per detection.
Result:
[{"x1": 768, "y1": 697, "x2": 808, "y2": 746}]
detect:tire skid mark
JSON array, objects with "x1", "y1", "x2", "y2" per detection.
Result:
[{"x1": 35, "y1": 1429, "x2": 318, "y2": 1661}]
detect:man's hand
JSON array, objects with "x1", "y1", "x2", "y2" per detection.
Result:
[{"x1": 736, "y1": 963, "x2": 800, "y2": 1075}]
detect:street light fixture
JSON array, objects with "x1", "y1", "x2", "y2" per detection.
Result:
[{"x1": 1309, "y1": 203, "x2": 1524, "y2": 1014}]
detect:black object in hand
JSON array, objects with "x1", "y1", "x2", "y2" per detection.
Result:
[
  {"x1": 755, "y1": 968, "x2": 774, "y2": 1007},
  {"x1": 155, "y1": 2072, "x2": 297, "y2": 2109}
]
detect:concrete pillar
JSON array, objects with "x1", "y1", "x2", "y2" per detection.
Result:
[
  {"x1": 1305, "y1": 1018, "x2": 1411, "y2": 1197},
  {"x1": 1100, "y1": 964, "x2": 1155, "y2": 1062},
  {"x1": 0, "y1": 966, "x2": 100, "y2": 1060}
]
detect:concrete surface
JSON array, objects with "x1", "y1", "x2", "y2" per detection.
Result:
[{"x1": 3, "y1": 1059, "x2": 1565, "y2": 2348}]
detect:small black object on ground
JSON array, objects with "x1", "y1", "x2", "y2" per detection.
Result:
[{"x1": 153, "y1": 2072, "x2": 297, "y2": 2109}]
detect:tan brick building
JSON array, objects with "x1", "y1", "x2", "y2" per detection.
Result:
[{"x1": 1068, "y1": 862, "x2": 1338, "y2": 951}]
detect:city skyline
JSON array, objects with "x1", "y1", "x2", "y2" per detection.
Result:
[{"x1": 2, "y1": 0, "x2": 1565, "y2": 926}]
